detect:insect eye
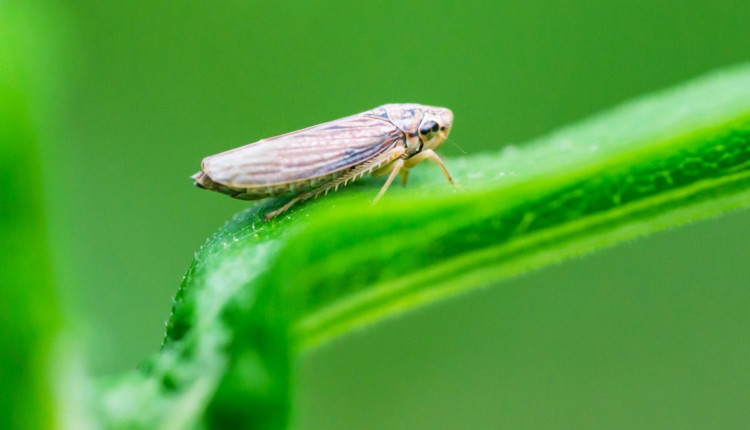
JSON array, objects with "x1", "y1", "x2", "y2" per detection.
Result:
[{"x1": 420, "y1": 121, "x2": 438, "y2": 137}]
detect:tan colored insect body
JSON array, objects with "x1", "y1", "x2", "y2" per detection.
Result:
[{"x1": 193, "y1": 104, "x2": 455, "y2": 219}]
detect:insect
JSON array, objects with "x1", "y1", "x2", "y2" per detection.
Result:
[{"x1": 192, "y1": 103, "x2": 455, "y2": 220}]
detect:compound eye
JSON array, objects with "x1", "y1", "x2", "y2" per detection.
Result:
[{"x1": 419, "y1": 121, "x2": 439, "y2": 138}]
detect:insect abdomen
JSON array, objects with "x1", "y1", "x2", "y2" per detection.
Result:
[{"x1": 192, "y1": 170, "x2": 346, "y2": 200}]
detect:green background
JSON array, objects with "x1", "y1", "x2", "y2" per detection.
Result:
[{"x1": 17, "y1": 0, "x2": 750, "y2": 427}]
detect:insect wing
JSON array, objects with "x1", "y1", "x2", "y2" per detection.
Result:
[{"x1": 201, "y1": 115, "x2": 403, "y2": 188}]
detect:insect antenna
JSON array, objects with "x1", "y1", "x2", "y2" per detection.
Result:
[{"x1": 446, "y1": 136, "x2": 467, "y2": 154}]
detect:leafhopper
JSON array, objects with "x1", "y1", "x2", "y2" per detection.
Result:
[{"x1": 192, "y1": 103, "x2": 455, "y2": 220}]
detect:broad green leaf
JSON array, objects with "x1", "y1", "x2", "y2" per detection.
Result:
[{"x1": 99, "y1": 64, "x2": 750, "y2": 429}]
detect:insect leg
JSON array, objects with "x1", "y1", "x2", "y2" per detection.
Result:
[
  {"x1": 400, "y1": 170, "x2": 409, "y2": 186},
  {"x1": 264, "y1": 195, "x2": 306, "y2": 220},
  {"x1": 403, "y1": 149, "x2": 455, "y2": 185},
  {"x1": 265, "y1": 146, "x2": 406, "y2": 220},
  {"x1": 373, "y1": 158, "x2": 405, "y2": 204}
]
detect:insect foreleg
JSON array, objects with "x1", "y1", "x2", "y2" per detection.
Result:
[{"x1": 403, "y1": 149, "x2": 456, "y2": 185}]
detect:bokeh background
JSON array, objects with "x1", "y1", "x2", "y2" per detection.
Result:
[{"x1": 11, "y1": 0, "x2": 750, "y2": 427}]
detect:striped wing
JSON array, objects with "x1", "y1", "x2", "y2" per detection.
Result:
[{"x1": 200, "y1": 115, "x2": 403, "y2": 188}]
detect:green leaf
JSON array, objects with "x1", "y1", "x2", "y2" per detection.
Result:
[
  {"x1": 0, "y1": 4, "x2": 61, "y2": 429},
  {"x1": 99, "y1": 64, "x2": 750, "y2": 429}
]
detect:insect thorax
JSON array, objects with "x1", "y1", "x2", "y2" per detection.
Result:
[{"x1": 364, "y1": 104, "x2": 426, "y2": 156}]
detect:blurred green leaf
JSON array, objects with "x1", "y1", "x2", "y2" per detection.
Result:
[
  {"x1": 99, "y1": 64, "x2": 750, "y2": 428},
  {"x1": 0, "y1": 3, "x2": 61, "y2": 429}
]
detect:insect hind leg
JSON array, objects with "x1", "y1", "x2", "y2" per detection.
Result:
[
  {"x1": 264, "y1": 195, "x2": 304, "y2": 220},
  {"x1": 264, "y1": 146, "x2": 406, "y2": 220}
]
